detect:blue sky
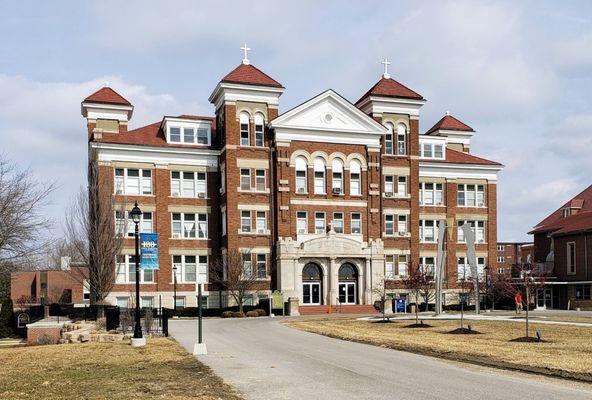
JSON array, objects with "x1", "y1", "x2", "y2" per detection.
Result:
[{"x1": 1, "y1": 0, "x2": 592, "y2": 242}]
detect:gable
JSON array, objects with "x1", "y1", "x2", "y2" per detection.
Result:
[{"x1": 270, "y1": 90, "x2": 387, "y2": 144}]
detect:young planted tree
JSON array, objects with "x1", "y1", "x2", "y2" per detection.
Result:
[
  {"x1": 371, "y1": 278, "x2": 390, "y2": 322},
  {"x1": 402, "y1": 262, "x2": 432, "y2": 326},
  {"x1": 210, "y1": 249, "x2": 261, "y2": 314},
  {"x1": 487, "y1": 271, "x2": 515, "y2": 311},
  {"x1": 64, "y1": 150, "x2": 125, "y2": 315},
  {"x1": 515, "y1": 264, "x2": 547, "y2": 339}
]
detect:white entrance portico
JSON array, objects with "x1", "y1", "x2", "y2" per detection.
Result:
[{"x1": 276, "y1": 230, "x2": 384, "y2": 306}]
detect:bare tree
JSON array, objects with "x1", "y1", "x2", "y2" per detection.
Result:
[
  {"x1": 64, "y1": 149, "x2": 124, "y2": 313},
  {"x1": 372, "y1": 278, "x2": 390, "y2": 321},
  {"x1": 487, "y1": 271, "x2": 514, "y2": 311},
  {"x1": 210, "y1": 249, "x2": 261, "y2": 314},
  {"x1": 0, "y1": 154, "x2": 55, "y2": 269},
  {"x1": 515, "y1": 264, "x2": 547, "y2": 339},
  {"x1": 402, "y1": 262, "x2": 432, "y2": 325}
]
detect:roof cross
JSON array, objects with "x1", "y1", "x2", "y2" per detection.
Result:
[
  {"x1": 241, "y1": 43, "x2": 251, "y2": 65},
  {"x1": 381, "y1": 58, "x2": 391, "y2": 79}
]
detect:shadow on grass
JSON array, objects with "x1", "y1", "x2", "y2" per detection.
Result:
[{"x1": 372, "y1": 319, "x2": 395, "y2": 324}]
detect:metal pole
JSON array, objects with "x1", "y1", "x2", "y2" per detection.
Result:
[
  {"x1": 133, "y1": 221, "x2": 142, "y2": 339},
  {"x1": 173, "y1": 273, "x2": 177, "y2": 316},
  {"x1": 198, "y1": 283, "x2": 203, "y2": 344}
]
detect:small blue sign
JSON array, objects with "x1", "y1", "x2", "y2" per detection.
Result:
[
  {"x1": 140, "y1": 233, "x2": 159, "y2": 270},
  {"x1": 395, "y1": 299, "x2": 406, "y2": 313}
]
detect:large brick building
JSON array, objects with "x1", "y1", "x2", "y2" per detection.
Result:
[
  {"x1": 83, "y1": 50, "x2": 503, "y2": 312},
  {"x1": 529, "y1": 185, "x2": 592, "y2": 310}
]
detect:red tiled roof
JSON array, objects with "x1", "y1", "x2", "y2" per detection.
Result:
[
  {"x1": 425, "y1": 114, "x2": 474, "y2": 135},
  {"x1": 531, "y1": 185, "x2": 592, "y2": 233},
  {"x1": 221, "y1": 64, "x2": 283, "y2": 88},
  {"x1": 424, "y1": 148, "x2": 502, "y2": 166},
  {"x1": 95, "y1": 116, "x2": 215, "y2": 148},
  {"x1": 357, "y1": 77, "x2": 424, "y2": 104},
  {"x1": 551, "y1": 211, "x2": 592, "y2": 236},
  {"x1": 84, "y1": 87, "x2": 131, "y2": 106}
]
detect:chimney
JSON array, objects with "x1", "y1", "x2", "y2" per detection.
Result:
[{"x1": 81, "y1": 85, "x2": 134, "y2": 140}]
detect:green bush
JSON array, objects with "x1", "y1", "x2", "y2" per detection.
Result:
[
  {"x1": 221, "y1": 311, "x2": 233, "y2": 318},
  {"x1": 255, "y1": 309, "x2": 266, "y2": 316},
  {"x1": 246, "y1": 311, "x2": 259, "y2": 317},
  {"x1": 0, "y1": 298, "x2": 14, "y2": 338},
  {"x1": 231, "y1": 311, "x2": 245, "y2": 318}
]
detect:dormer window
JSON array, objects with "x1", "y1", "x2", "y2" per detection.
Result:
[
  {"x1": 167, "y1": 122, "x2": 210, "y2": 145},
  {"x1": 563, "y1": 208, "x2": 571, "y2": 218},
  {"x1": 420, "y1": 142, "x2": 445, "y2": 160}
]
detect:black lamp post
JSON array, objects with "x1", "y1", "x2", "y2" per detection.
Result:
[
  {"x1": 130, "y1": 202, "x2": 143, "y2": 343},
  {"x1": 172, "y1": 265, "x2": 178, "y2": 315}
]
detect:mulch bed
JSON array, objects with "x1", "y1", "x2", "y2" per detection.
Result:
[
  {"x1": 447, "y1": 327, "x2": 482, "y2": 335},
  {"x1": 372, "y1": 319, "x2": 395, "y2": 324},
  {"x1": 404, "y1": 323, "x2": 432, "y2": 328},
  {"x1": 510, "y1": 336, "x2": 546, "y2": 343}
]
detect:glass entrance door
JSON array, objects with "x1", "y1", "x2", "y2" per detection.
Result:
[
  {"x1": 303, "y1": 282, "x2": 321, "y2": 305},
  {"x1": 536, "y1": 288, "x2": 552, "y2": 309},
  {"x1": 338, "y1": 282, "x2": 356, "y2": 304}
]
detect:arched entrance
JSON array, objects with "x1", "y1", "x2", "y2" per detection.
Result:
[
  {"x1": 302, "y1": 263, "x2": 322, "y2": 305},
  {"x1": 338, "y1": 263, "x2": 358, "y2": 304}
]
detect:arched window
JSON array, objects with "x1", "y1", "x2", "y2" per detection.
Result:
[
  {"x1": 350, "y1": 160, "x2": 361, "y2": 196},
  {"x1": 254, "y1": 113, "x2": 264, "y2": 147},
  {"x1": 295, "y1": 156, "x2": 308, "y2": 193},
  {"x1": 397, "y1": 123, "x2": 407, "y2": 155},
  {"x1": 338, "y1": 263, "x2": 358, "y2": 281},
  {"x1": 384, "y1": 122, "x2": 394, "y2": 155},
  {"x1": 302, "y1": 263, "x2": 322, "y2": 281},
  {"x1": 313, "y1": 157, "x2": 326, "y2": 194},
  {"x1": 331, "y1": 159, "x2": 343, "y2": 194},
  {"x1": 239, "y1": 112, "x2": 250, "y2": 146}
]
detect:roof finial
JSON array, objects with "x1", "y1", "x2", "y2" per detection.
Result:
[
  {"x1": 104, "y1": 81, "x2": 110, "y2": 88},
  {"x1": 445, "y1": 110, "x2": 450, "y2": 116},
  {"x1": 241, "y1": 43, "x2": 251, "y2": 65},
  {"x1": 381, "y1": 58, "x2": 391, "y2": 79}
]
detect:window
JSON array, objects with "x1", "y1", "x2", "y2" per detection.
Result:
[
  {"x1": 220, "y1": 165, "x2": 226, "y2": 193},
  {"x1": 351, "y1": 213, "x2": 361, "y2": 234},
  {"x1": 114, "y1": 168, "x2": 152, "y2": 195},
  {"x1": 575, "y1": 285, "x2": 590, "y2": 300},
  {"x1": 175, "y1": 296, "x2": 186, "y2": 309},
  {"x1": 171, "y1": 171, "x2": 207, "y2": 198},
  {"x1": 419, "y1": 257, "x2": 435, "y2": 276},
  {"x1": 172, "y1": 213, "x2": 207, "y2": 239},
  {"x1": 398, "y1": 176, "x2": 408, "y2": 197},
  {"x1": 332, "y1": 159, "x2": 343, "y2": 194},
  {"x1": 116, "y1": 255, "x2": 153, "y2": 283},
  {"x1": 497, "y1": 256, "x2": 505, "y2": 263},
  {"x1": 420, "y1": 142, "x2": 444, "y2": 159},
  {"x1": 116, "y1": 297, "x2": 129, "y2": 308},
  {"x1": 385, "y1": 255, "x2": 395, "y2": 279},
  {"x1": 457, "y1": 257, "x2": 485, "y2": 280},
  {"x1": 497, "y1": 245, "x2": 505, "y2": 251},
  {"x1": 295, "y1": 157, "x2": 307, "y2": 193},
  {"x1": 115, "y1": 211, "x2": 153, "y2": 237},
  {"x1": 168, "y1": 125, "x2": 210, "y2": 145},
  {"x1": 333, "y1": 212, "x2": 344, "y2": 233},
  {"x1": 350, "y1": 160, "x2": 361, "y2": 196},
  {"x1": 497, "y1": 268, "x2": 505, "y2": 274},
  {"x1": 242, "y1": 253, "x2": 252, "y2": 279},
  {"x1": 83, "y1": 280, "x2": 90, "y2": 300},
  {"x1": 314, "y1": 157, "x2": 326, "y2": 194},
  {"x1": 398, "y1": 255, "x2": 408, "y2": 277},
  {"x1": 221, "y1": 210, "x2": 227, "y2": 236},
  {"x1": 419, "y1": 182, "x2": 443, "y2": 205},
  {"x1": 256, "y1": 211, "x2": 267, "y2": 233},
  {"x1": 385, "y1": 215, "x2": 394, "y2": 235},
  {"x1": 420, "y1": 220, "x2": 438, "y2": 242},
  {"x1": 315, "y1": 212, "x2": 326, "y2": 234},
  {"x1": 384, "y1": 176, "x2": 395, "y2": 197},
  {"x1": 398, "y1": 215, "x2": 408, "y2": 235},
  {"x1": 240, "y1": 112, "x2": 250, "y2": 146},
  {"x1": 173, "y1": 255, "x2": 208, "y2": 283},
  {"x1": 297, "y1": 211, "x2": 308, "y2": 234},
  {"x1": 384, "y1": 123, "x2": 394, "y2": 155},
  {"x1": 254, "y1": 113, "x2": 265, "y2": 147},
  {"x1": 256, "y1": 254, "x2": 267, "y2": 278},
  {"x1": 397, "y1": 123, "x2": 406, "y2": 155},
  {"x1": 457, "y1": 220, "x2": 485, "y2": 244},
  {"x1": 457, "y1": 184, "x2": 485, "y2": 207},
  {"x1": 567, "y1": 242, "x2": 576, "y2": 274},
  {"x1": 240, "y1": 169, "x2": 251, "y2": 191},
  {"x1": 141, "y1": 297, "x2": 153, "y2": 309},
  {"x1": 241, "y1": 211, "x2": 252, "y2": 233},
  {"x1": 563, "y1": 208, "x2": 571, "y2": 218},
  {"x1": 255, "y1": 169, "x2": 266, "y2": 191}
]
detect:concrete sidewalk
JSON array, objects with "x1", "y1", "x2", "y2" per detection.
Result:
[{"x1": 170, "y1": 317, "x2": 592, "y2": 400}]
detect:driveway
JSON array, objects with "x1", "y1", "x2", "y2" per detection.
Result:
[{"x1": 170, "y1": 317, "x2": 592, "y2": 400}]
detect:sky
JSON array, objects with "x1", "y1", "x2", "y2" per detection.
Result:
[{"x1": 1, "y1": 0, "x2": 591, "y2": 242}]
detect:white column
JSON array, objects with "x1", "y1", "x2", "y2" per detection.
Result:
[
  {"x1": 329, "y1": 258, "x2": 338, "y2": 306},
  {"x1": 365, "y1": 258, "x2": 372, "y2": 304}
]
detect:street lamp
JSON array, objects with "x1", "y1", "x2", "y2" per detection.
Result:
[
  {"x1": 130, "y1": 202, "x2": 145, "y2": 347},
  {"x1": 172, "y1": 265, "x2": 178, "y2": 316}
]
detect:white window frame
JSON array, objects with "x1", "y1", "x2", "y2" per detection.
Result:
[
  {"x1": 385, "y1": 214, "x2": 394, "y2": 236},
  {"x1": 256, "y1": 254, "x2": 267, "y2": 279},
  {"x1": 396, "y1": 123, "x2": 407, "y2": 155},
  {"x1": 241, "y1": 211, "x2": 252, "y2": 233},
  {"x1": 567, "y1": 242, "x2": 576, "y2": 275},
  {"x1": 295, "y1": 157, "x2": 308, "y2": 194},
  {"x1": 457, "y1": 220, "x2": 485, "y2": 244},
  {"x1": 240, "y1": 168, "x2": 251, "y2": 191},
  {"x1": 349, "y1": 161, "x2": 361, "y2": 196},
  {"x1": 297, "y1": 211, "x2": 308, "y2": 234},
  {"x1": 173, "y1": 254, "x2": 208, "y2": 283},
  {"x1": 385, "y1": 255, "x2": 395, "y2": 280},
  {"x1": 315, "y1": 212, "x2": 326, "y2": 234},
  {"x1": 254, "y1": 113, "x2": 265, "y2": 147},
  {"x1": 255, "y1": 169, "x2": 266, "y2": 192},
  {"x1": 171, "y1": 171, "x2": 207, "y2": 198},
  {"x1": 114, "y1": 168, "x2": 152, "y2": 195},
  {"x1": 457, "y1": 184, "x2": 485, "y2": 207},
  {"x1": 384, "y1": 176, "x2": 395, "y2": 197},
  {"x1": 398, "y1": 215, "x2": 408, "y2": 235},
  {"x1": 397, "y1": 176, "x2": 408, "y2": 197},
  {"x1": 167, "y1": 124, "x2": 211, "y2": 145},
  {"x1": 351, "y1": 213, "x2": 362, "y2": 234},
  {"x1": 419, "y1": 182, "x2": 443, "y2": 206},
  {"x1": 384, "y1": 123, "x2": 394, "y2": 155},
  {"x1": 116, "y1": 255, "x2": 154, "y2": 284},
  {"x1": 240, "y1": 112, "x2": 250, "y2": 146},
  {"x1": 332, "y1": 159, "x2": 344, "y2": 194},
  {"x1": 398, "y1": 255, "x2": 408, "y2": 277},
  {"x1": 221, "y1": 210, "x2": 227, "y2": 236},
  {"x1": 420, "y1": 220, "x2": 438, "y2": 243},
  {"x1": 457, "y1": 257, "x2": 485, "y2": 281},
  {"x1": 419, "y1": 257, "x2": 435, "y2": 276},
  {"x1": 172, "y1": 213, "x2": 208, "y2": 239},
  {"x1": 313, "y1": 158, "x2": 326, "y2": 194},
  {"x1": 256, "y1": 211, "x2": 267, "y2": 234},
  {"x1": 333, "y1": 212, "x2": 344, "y2": 233}
]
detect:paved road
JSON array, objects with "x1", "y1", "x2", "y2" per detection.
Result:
[{"x1": 170, "y1": 318, "x2": 592, "y2": 400}]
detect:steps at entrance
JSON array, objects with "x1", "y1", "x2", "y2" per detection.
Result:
[{"x1": 299, "y1": 305, "x2": 378, "y2": 315}]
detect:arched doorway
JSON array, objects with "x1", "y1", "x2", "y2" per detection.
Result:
[
  {"x1": 338, "y1": 263, "x2": 358, "y2": 304},
  {"x1": 302, "y1": 263, "x2": 322, "y2": 305}
]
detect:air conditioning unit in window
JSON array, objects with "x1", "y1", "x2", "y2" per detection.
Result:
[
  {"x1": 257, "y1": 228, "x2": 266, "y2": 234},
  {"x1": 478, "y1": 201, "x2": 485, "y2": 207},
  {"x1": 172, "y1": 192, "x2": 180, "y2": 197},
  {"x1": 219, "y1": 188, "x2": 224, "y2": 193},
  {"x1": 436, "y1": 202, "x2": 443, "y2": 206},
  {"x1": 197, "y1": 193, "x2": 205, "y2": 199},
  {"x1": 385, "y1": 192, "x2": 393, "y2": 197},
  {"x1": 332, "y1": 188, "x2": 341, "y2": 195},
  {"x1": 397, "y1": 231, "x2": 407, "y2": 237},
  {"x1": 172, "y1": 233, "x2": 181, "y2": 239},
  {"x1": 297, "y1": 187, "x2": 306, "y2": 194}
]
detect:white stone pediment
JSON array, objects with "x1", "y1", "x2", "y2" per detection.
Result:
[
  {"x1": 270, "y1": 90, "x2": 387, "y2": 145},
  {"x1": 300, "y1": 234, "x2": 364, "y2": 256}
]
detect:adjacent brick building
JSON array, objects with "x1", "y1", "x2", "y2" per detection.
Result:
[
  {"x1": 495, "y1": 242, "x2": 533, "y2": 276},
  {"x1": 83, "y1": 51, "x2": 503, "y2": 312}
]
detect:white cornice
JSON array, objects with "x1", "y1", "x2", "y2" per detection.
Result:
[
  {"x1": 208, "y1": 82, "x2": 284, "y2": 109},
  {"x1": 357, "y1": 95, "x2": 425, "y2": 117},
  {"x1": 419, "y1": 162, "x2": 503, "y2": 181},
  {"x1": 81, "y1": 102, "x2": 134, "y2": 121}
]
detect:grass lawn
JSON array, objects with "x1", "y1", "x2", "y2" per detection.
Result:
[
  {"x1": 0, "y1": 338, "x2": 242, "y2": 400},
  {"x1": 288, "y1": 318, "x2": 592, "y2": 382}
]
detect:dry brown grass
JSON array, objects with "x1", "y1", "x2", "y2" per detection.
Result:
[
  {"x1": 288, "y1": 318, "x2": 592, "y2": 382},
  {"x1": 0, "y1": 338, "x2": 242, "y2": 400}
]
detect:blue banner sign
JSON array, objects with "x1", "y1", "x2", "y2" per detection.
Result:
[
  {"x1": 140, "y1": 233, "x2": 159, "y2": 270},
  {"x1": 395, "y1": 299, "x2": 406, "y2": 313}
]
